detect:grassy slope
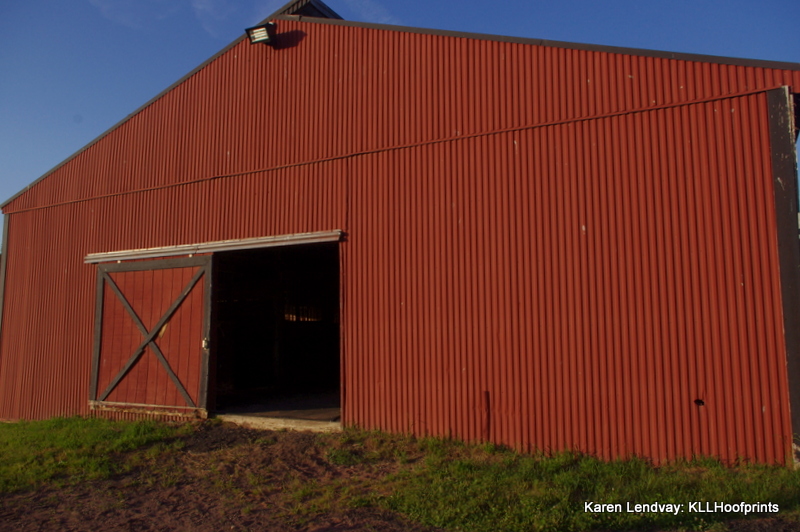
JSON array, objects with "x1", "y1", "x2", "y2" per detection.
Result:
[
  {"x1": 381, "y1": 439, "x2": 800, "y2": 531},
  {"x1": 1, "y1": 417, "x2": 799, "y2": 531},
  {"x1": 0, "y1": 416, "x2": 190, "y2": 492}
]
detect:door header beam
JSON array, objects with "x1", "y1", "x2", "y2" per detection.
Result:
[{"x1": 85, "y1": 230, "x2": 343, "y2": 264}]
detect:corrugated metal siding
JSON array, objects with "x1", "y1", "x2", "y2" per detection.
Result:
[
  {"x1": 5, "y1": 21, "x2": 799, "y2": 213},
  {"x1": 344, "y1": 91, "x2": 793, "y2": 464},
  {"x1": 0, "y1": 162, "x2": 346, "y2": 420},
  {"x1": 0, "y1": 20, "x2": 797, "y2": 463}
]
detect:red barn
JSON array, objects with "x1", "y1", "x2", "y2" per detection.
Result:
[{"x1": 1, "y1": 0, "x2": 799, "y2": 464}]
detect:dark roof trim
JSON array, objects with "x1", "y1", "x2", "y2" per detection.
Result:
[
  {"x1": 0, "y1": 3, "x2": 340, "y2": 210},
  {"x1": 264, "y1": 0, "x2": 341, "y2": 21},
  {"x1": 276, "y1": 14, "x2": 800, "y2": 71},
  {"x1": 1, "y1": 33, "x2": 248, "y2": 209},
  {"x1": 4, "y1": 14, "x2": 799, "y2": 209},
  {"x1": 0, "y1": 34, "x2": 253, "y2": 209}
]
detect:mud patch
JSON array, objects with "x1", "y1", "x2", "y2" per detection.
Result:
[
  {"x1": 0, "y1": 422, "x2": 439, "y2": 532},
  {"x1": 724, "y1": 517, "x2": 800, "y2": 531},
  {"x1": 1, "y1": 422, "x2": 796, "y2": 532}
]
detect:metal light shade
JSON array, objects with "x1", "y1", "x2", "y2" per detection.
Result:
[{"x1": 245, "y1": 22, "x2": 276, "y2": 44}]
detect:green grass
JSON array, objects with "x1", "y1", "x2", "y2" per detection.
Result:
[
  {"x1": 0, "y1": 416, "x2": 190, "y2": 493},
  {"x1": 3, "y1": 418, "x2": 800, "y2": 531},
  {"x1": 382, "y1": 444, "x2": 800, "y2": 531}
]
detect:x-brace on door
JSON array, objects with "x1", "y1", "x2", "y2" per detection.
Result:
[{"x1": 90, "y1": 256, "x2": 211, "y2": 416}]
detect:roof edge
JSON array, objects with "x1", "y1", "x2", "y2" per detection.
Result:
[
  {"x1": 264, "y1": 0, "x2": 341, "y2": 22},
  {"x1": 276, "y1": 14, "x2": 800, "y2": 72},
  {"x1": 1, "y1": 4, "x2": 342, "y2": 211},
  {"x1": 4, "y1": 14, "x2": 798, "y2": 210},
  {"x1": 0, "y1": 28, "x2": 236, "y2": 209}
]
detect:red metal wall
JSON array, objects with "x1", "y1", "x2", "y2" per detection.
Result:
[
  {"x1": 345, "y1": 91, "x2": 794, "y2": 464},
  {"x1": 1, "y1": 18, "x2": 798, "y2": 463},
  {"x1": 0, "y1": 162, "x2": 346, "y2": 420}
]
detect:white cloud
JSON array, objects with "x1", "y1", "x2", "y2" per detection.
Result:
[
  {"x1": 251, "y1": 0, "x2": 287, "y2": 25},
  {"x1": 88, "y1": 0, "x2": 145, "y2": 29},
  {"x1": 341, "y1": 0, "x2": 402, "y2": 25},
  {"x1": 190, "y1": 0, "x2": 238, "y2": 39},
  {"x1": 191, "y1": 0, "x2": 230, "y2": 19},
  {"x1": 88, "y1": 0, "x2": 180, "y2": 29}
]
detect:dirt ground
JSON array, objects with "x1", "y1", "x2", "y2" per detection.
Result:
[
  {"x1": 0, "y1": 422, "x2": 797, "y2": 532},
  {"x1": 0, "y1": 422, "x2": 441, "y2": 532}
]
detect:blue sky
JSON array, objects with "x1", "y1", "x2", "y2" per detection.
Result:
[{"x1": 1, "y1": 0, "x2": 799, "y2": 209}]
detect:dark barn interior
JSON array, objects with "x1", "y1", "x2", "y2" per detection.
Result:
[{"x1": 210, "y1": 243, "x2": 340, "y2": 419}]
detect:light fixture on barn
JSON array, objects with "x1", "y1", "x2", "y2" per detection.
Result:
[{"x1": 245, "y1": 22, "x2": 276, "y2": 45}]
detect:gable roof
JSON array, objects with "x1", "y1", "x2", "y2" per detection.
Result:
[
  {"x1": 3, "y1": 4, "x2": 798, "y2": 210},
  {"x1": 265, "y1": 0, "x2": 342, "y2": 20},
  {"x1": 273, "y1": 14, "x2": 800, "y2": 71},
  {"x1": 1, "y1": 0, "x2": 339, "y2": 209}
]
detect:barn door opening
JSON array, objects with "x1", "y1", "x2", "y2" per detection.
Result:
[
  {"x1": 90, "y1": 256, "x2": 211, "y2": 417},
  {"x1": 209, "y1": 242, "x2": 340, "y2": 422}
]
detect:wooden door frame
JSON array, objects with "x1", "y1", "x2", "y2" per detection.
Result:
[{"x1": 89, "y1": 255, "x2": 212, "y2": 414}]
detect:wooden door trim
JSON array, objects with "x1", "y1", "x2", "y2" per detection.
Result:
[{"x1": 89, "y1": 256, "x2": 211, "y2": 411}]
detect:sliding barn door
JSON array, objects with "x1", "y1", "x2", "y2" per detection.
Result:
[{"x1": 90, "y1": 256, "x2": 211, "y2": 416}]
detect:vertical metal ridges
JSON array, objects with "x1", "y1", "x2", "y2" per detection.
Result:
[
  {"x1": 0, "y1": 21, "x2": 797, "y2": 464},
  {"x1": 5, "y1": 21, "x2": 798, "y2": 214},
  {"x1": 344, "y1": 91, "x2": 793, "y2": 463}
]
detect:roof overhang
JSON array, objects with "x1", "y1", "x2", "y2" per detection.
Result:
[{"x1": 264, "y1": 0, "x2": 342, "y2": 22}]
